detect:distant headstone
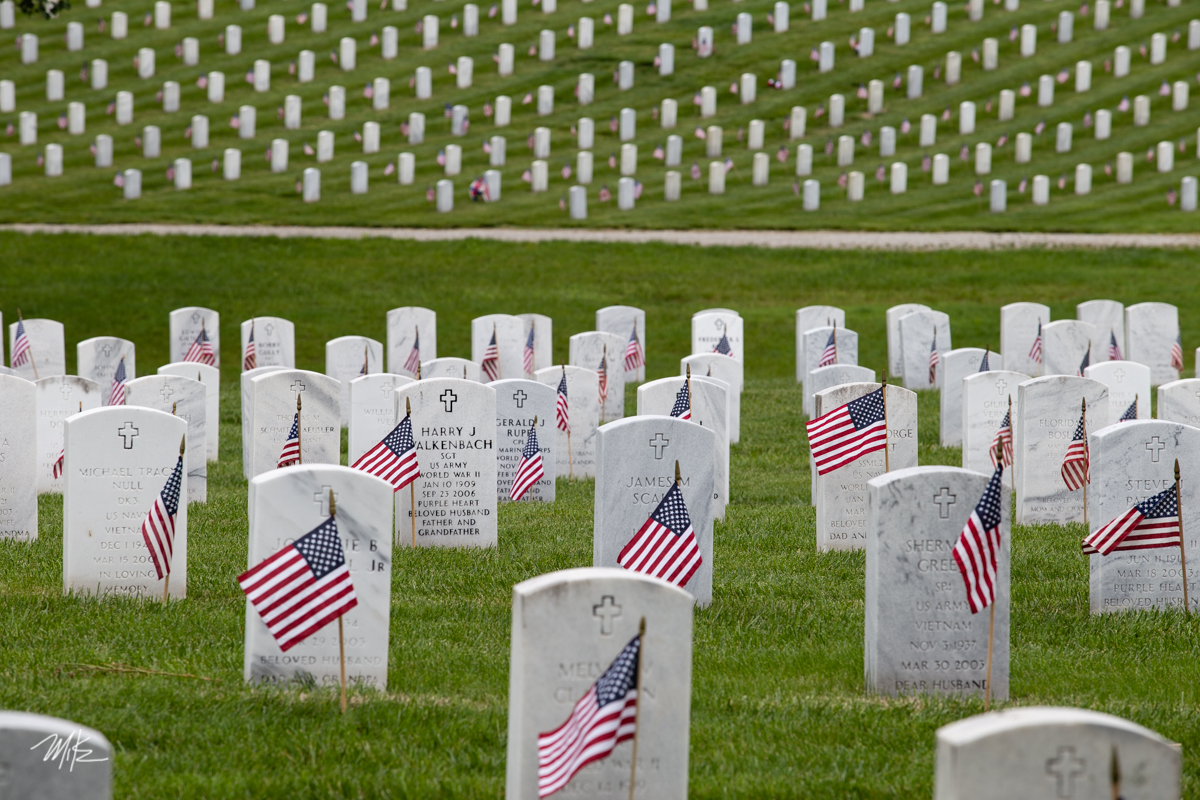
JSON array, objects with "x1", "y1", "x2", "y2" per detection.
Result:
[
  {"x1": 244, "y1": 465, "x2": 393, "y2": 687},
  {"x1": 347, "y1": 373, "x2": 415, "y2": 464},
  {"x1": 493, "y1": 378, "x2": 555, "y2": 502},
  {"x1": 866, "y1": 466, "x2": 1010, "y2": 700},
  {"x1": 637, "y1": 375, "x2": 729, "y2": 518},
  {"x1": 1084, "y1": 361, "x2": 1150, "y2": 420},
  {"x1": 885, "y1": 304, "x2": 929, "y2": 381},
  {"x1": 806, "y1": 365, "x2": 875, "y2": 433},
  {"x1": 394, "y1": 378, "x2": 498, "y2": 548},
  {"x1": 961, "y1": 371, "x2": 1027, "y2": 473},
  {"x1": 472, "y1": 313, "x2": 525, "y2": 380},
  {"x1": 325, "y1": 335, "x2": 384, "y2": 426},
  {"x1": 422, "y1": 357, "x2": 483, "y2": 381},
  {"x1": 1041, "y1": 320, "x2": 1096, "y2": 377},
  {"x1": 1157, "y1": 379, "x2": 1200, "y2": 426},
  {"x1": 801, "y1": 326, "x2": 860, "y2": 417},
  {"x1": 517, "y1": 313, "x2": 553, "y2": 375},
  {"x1": 796, "y1": 305, "x2": 846, "y2": 382},
  {"x1": 1001, "y1": 302, "x2": 1050, "y2": 376},
  {"x1": 814, "y1": 383, "x2": 917, "y2": 551},
  {"x1": 935, "y1": 707, "x2": 1180, "y2": 800},
  {"x1": 249, "y1": 370, "x2": 341, "y2": 478},
  {"x1": 386, "y1": 306, "x2": 436, "y2": 378},
  {"x1": 681, "y1": 354, "x2": 742, "y2": 443},
  {"x1": 241, "y1": 365, "x2": 287, "y2": 477},
  {"x1": 535, "y1": 365, "x2": 600, "y2": 479},
  {"x1": 569, "y1": 331, "x2": 626, "y2": 422},
  {"x1": 8, "y1": 318, "x2": 65, "y2": 380},
  {"x1": 1076, "y1": 299, "x2": 1125, "y2": 364},
  {"x1": 939, "y1": 347, "x2": 987, "y2": 446},
  {"x1": 123, "y1": 375, "x2": 207, "y2": 503},
  {"x1": 159, "y1": 361, "x2": 220, "y2": 461},
  {"x1": 0, "y1": 375, "x2": 36, "y2": 540},
  {"x1": 76, "y1": 336, "x2": 136, "y2": 405},
  {"x1": 241, "y1": 316, "x2": 295, "y2": 369},
  {"x1": 596, "y1": 304, "x2": 646, "y2": 383},
  {"x1": 1015, "y1": 376, "x2": 1109, "y2": 524},
  {"x1": 35, "y1": 375, "x2": 102, "y2": 494},
  {"x1": 1125, "y1": 302, "x2": 1180, "y2": 386},
  {"x1": 505, "y1": 568, "x2": 693, "y2": 800},
  {"x1": 594, "y1": 416, "x2": 718, "y2": 605},
  {"x1": 63, "y1": 407, "x2": 188, "y2": 598},
  {"x1": 169, "y1": 306, "x2": 220, "y2": 366},
  {"x1": 691, "y1": 309, "x2": 743, "y2": 362},
  {"x1": 0, "y1": 712, "x2": 113, "y2": 799},
  {"x1": 898, "y1": 309, "x2": 951, "y2": 391}
]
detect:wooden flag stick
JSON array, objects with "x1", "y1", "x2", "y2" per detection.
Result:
[
  {"x1": 1176, "y1": 459, "x2": 1190, "y2": 615},
  {"x1": 1081, "y1": 397, "x2": 1088, "y2": 527},
  {"x1": 296, "y1": 393, "x2": 304, "y2": 465},
  {"x1": 1110, "y1": 745, "x2": 1121, "y2": 800},
  {"x1": 1037, "y1": 318, "x2": 1043, "y2": 378},
  {"x1": 417, "y1": 359, "x2": 422, "y2": 381},
  {"x1": 494, "y1": 323, "x2": 502, "y2": 380},
  {"x1": 686, "y1": 364, "x2": 692, "y2": 412},
  {"x1": 163, "y1": 434, "x2": 185, "y2": 605},
  {"x1": 407, "y1": 397, "x2": 416, "y2": 548},
  {"x1": 362, "y1": 344, "x2": 369, "y2": 376},
  {"x1": 882, "y1": 370, "x2": 890, "y2": 473},
  {"x1": 17, "y1": 309, "x2": 39, "y2": 380},
  {"x1": 984, "y1": 600, "x2": 995, "y2": 711},
  {"x1": 832, "y1": 321, "x2": 837, "y2": 362},
  {"x1": 627, "y1": 615, "x2": 647, "y2": 800},
  {"x1": 330, "y1": 488, "x2": 347, "y2": 713}
]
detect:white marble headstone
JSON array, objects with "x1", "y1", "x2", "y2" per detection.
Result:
[
  {"x1": 939, "y1": 347, "x2": 987, "y2": 446},
  {"x1": 1041, "y1": 320, "x2": 1096, "y2": 377},
  {"x1": 472, "y1": 313, "x2": 525, "y2": 380},
  {"x1": 885, "y1": 303, "x2": 929, "y2": 381},
  {"x1": 961, "y1": 370, "x2": 1028, "y2": 473},
  {"x1": 394, "y1": 378, "x2": 498, "y2": 548},
  {"x1": 8, "y1": 318, "x2": 65, "y2": 380},
  {"x1": 1076, "y1": 299, "x2": 1125, "y2": 364},
  {"x1": 422, "y1": 357, "x2": 482, "y2": 381},
  {"x1": 0, "y1": 712, "x2": 113, "y2": 799},
  {"x1": 386, "y1": 306, "x2": 436, "y2": 378},
  {"x1": 594, "y1": 417, "x2": 718, "y2": 606},
  {"x1": 241, "y1": 365, "x2": 287, "y2": 477},
  {"x1": 1087, "y1": 419, "x2": 1199, "y2": 615},
  {"x1": 0, "y1": 375, "x2": 37, "y2": 540},
  {"x1": 596, "y1": 305, "x2": 646, "y2": 383},
  {"x1": 159, "y1": 361, "x2": 220, "y2": 461},
  {"x1": 493, "y1": 379, "x2": 556, "y2": 503},
  {"x1": 505, "y1": 568, "x2": 693, "y2": 800},
  {"x1": 1014, "y1": 376, "x2": 1109, "y2": 524},
  {"x1": 76, "y1": 336, "x2": 136, "y2": 405},
  {"x1": 569, "y1": 331, "x2": 626, "y2": 422},
  {"x1": 326, "y1": 335, "x2": 384, "y2": 426},
  {"x1": 898, "y1": 309, "x2": 951, "y2": 391},
  {"x1": 249, "y1": 370, "x2": 341, "y2": 478},
  {"x1": 1125, "y1": 302, "x2": 1180, "y2": 386},
  {"x1": 35, "y1": 375, "x2": 102, "y2": 494},
  {"x1": 517, "y1": 313, "x2": 553, "y2": 376},
  {"x1": 63, "y1": 407, "x2": 188, "y2": 598},
  {"x1": 814, "y1": 383, "x2": 918, "y2": 551},
  {"x1": 123, "y1": 375, "x2": 207, "y2": 503},
  {"x1": 637, "y1": 375, "x2": 729, "y2": 519},
  {"x1": 805, "y1": 365, "x2": 877, "y2": 502},
  {"x1": 1001, "y1": 302, "x2": 1050, "y2": 376},
  {"x1": 536, "y1": 365, "x2": 600, "y2": 479},
  {"x1": 796, "y1": 305, "x2": 846, "y2": 383},
  {"x1": 866, "y1": 466, "x2": 1010, "y2": 700},
  {"x1": 1157, "y1": 379, "x2": 1200, "y2": 426},
  {"x1": 241, "y1": 316, "x2": 295, "y2": 369},
  {"x1": 169, "y1": 306, "x2": 220, "y2": 366},
  {"x1": 1084, "y1": 361, "x2": 1150, "y2": 421},
  {"x1": 244, "y1": 465, "x2": 393, "y2": 687},
  {"x1": 691, "y1": 310, "x2": 743, "y2": 362},
  {"x1": 681, "y1": 354, "x2": 742, "y2": 443},
  {"x1": 347, "y1": 373, "x2": 415, "y2": 464},
  {"x1": 801, "y1": 326, "x2": 860, "y2": 417}
]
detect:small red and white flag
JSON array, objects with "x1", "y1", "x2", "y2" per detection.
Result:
[
  {"x1": 1108, "y1": 330, "x2": 1123, "y2": 361},
  {"x1": 52, "y1": 448, "x2": 64, "y2": 479},
  {"x1": 617, "y1": 481, "x2": 702, "y2": 587},
  {"x1": 183, "y1": 324, "x2": 216, "y2": 366},
  {"x1": 952, "y1": 466, "x2": 1005, "y2": 614},
  {"x1": 509, "y1": 421, "x2": 545, "y2": 501},
  {"x1": 928, "y1": 331, "x2": 940, "y2": 385},
  {"x1": 805, "y1": 387, "x2": 888, "y2": 476},
  {"x1": 555, "y1": 370, "x2": 570, "y2": 432},
  {"x1": 597, "y1": 353, "x2": 608, "y2": 408},
  {"x1": 990, "y1": 410, "x2": 1013, "y2": 468},
  {"x1": 278, "y1": 412, "x2": 301, "y2": 468},
  {"x1": 351, "y1": 412, "x2": 420, "y2": 491},
  {"x1": 11, "y1": 318, "x2": 32, "y2": 367},
  {"x1": 1028, "y1": 321, "x2": 1042, "y2": 364},
  {"x1": 1083, "y1": 484, "x2": 1180, "y2": 555},
  {"x1": 403, "y1": 328, "x2": 421, "y2": 376},
  {"x1": 523, "y1": 325, "x2": 536, "y2": 376},
  {"x1": 818, "y1": 329, "x2": 837, "y2": 368},
  {"x1": 669, "y1": 381, "x2": 691, "y2": 421},
  {"x1": 243, "y1": 321, "x2": 258, "y2": 370},
  {"x1": 482, "y1": 329, "x2": 500, "y2": 381},
  {"x1": 107, "y1": 357, "x2": 127, "y2": 406},
  {"x1": 1171, "y1": 332, "x2": 1184, "y2": 372},
  {"x1": 1061, "y1": 413, "x2": 1089, "y2": 491},
  {"x1": 623, "y1": 325, "x2": 644, "y2": 372},
  {"x1": 140, "y1": 453, "x2": 184, "y2": 580}
]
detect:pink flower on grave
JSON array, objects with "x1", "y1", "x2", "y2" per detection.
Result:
[
  {"x1": 608, "y1": 153, "x2": 617, "y2": 168},
  {"x1": 522, "y1": 93, "x2": 533, "y2": 105},
  {"x1": 57, "y1": 113, "x2": 67, "y2": 129},
  {"x1": 598, "y1": 185, "x2": 611, "y2": 201},
  {"x1": 198, "y1": 75, "x2": 209, "y2": 89},
  {"x1": 1160, "y1": 81, "x2": 1171, "y2": 96},
  {"x1": 694, "y1": 126, "x2": 706, "y2": 139},
  {"x1": 974, "y1": 180, "x2": 983, "y2": 197},
  {"x1": 690, "y1": 162, "x2": 701, "y2": 179},
  {"x1": 1057, "y1": 69, "x2": 1069, "y2": 84},
  {"x1": 114, "y1": 172, "x2": 125, "y2": 187},
  {"x1": 603, "y1": 12, "x2": 612, "y2": 23},
  {"x1": 304, "y1": 142, "x2": 315, "y2": 155},
  {"x1": 297, "y1": 12, "x2": 308, "y2": 23},
  {"x1": 427, "y1": 187, "x2": 436, "y2": 201},
  {"x1": 562, "y1": 164, "x2": 572, "y2": 179},
  {"x1": 876, "y1": 165, "x2": 886, "y2": 181},
  {"x1": 1168, "y1": 189, "x2": 1178, "y2": 206},
  {"x1": 488, "y1": 4, "x2": 497, "y2": 17},
  {"x1": 385, "y1": 161, "x2": 395, "y2": 176}
]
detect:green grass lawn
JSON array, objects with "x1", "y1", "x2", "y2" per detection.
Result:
[
  {"x1": 0, "y1": 0, "x2": 1198, "y2": 229},
  {"x1": 2, "y1": 233, "x2": 1200, "y2": 798}
]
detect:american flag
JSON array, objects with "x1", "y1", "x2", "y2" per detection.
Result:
[
  {"x1": 52, "y1": 448, "x2": 64, "y2": 479},
  {"x1": 1118, "y1": 398, "x2": 1138, "y2": 422},
  {"x1": 1083, "y1": 483, "x2": 1180, "y2": 555},
  {"x1": 818, "y1": 329, "x2": 837, "y2": 368},
  {"x1": 278, "y1": 412, "x2": 301, "y2": 468},
  {"x1": 617, "y1": 481, "x2": 702, "y2": 587},
  {"x1": 669, "y1": 381, "x2": 691, "y2": 420},
  {"x1": 555, "y1": 370, "x2": 570, "y2": 432},
  {"x1": 11, "y1": 318, "x2": 32, "y2": 367},
  {"x1": 713, "y1": 332, "x2": 733, "y2": 356},
  {"x1": 183, "y1": 325, "x2": 216, "y2": 366},
  {"x1": 351, "y1": 412, "x2": 420, "y2": 491},
  {"x1": 140, "y1": 453, "x2": 183, "y2": 580},
  {"x1": 536, "y1": 633, "x2": 640, "y2": 798},
  {"x1": 107, "y1": 357, "x2": 127, "y2": 406},
  {"x1": 952, "y1": 466, "x2": 1005, "y2": 613},
  {"x1": 597, "y1": 352, "x2": 608, "y2": 408},
  {"x1": 623, "y1": 325, "x2": 644, "y2": 372},
  {"x1": 482, "y1": 328, "x2": 500, "y2": 381},
  {"x1": 1061, "y1": 412, "x2": 1089, "y2": 491},
  {"x1": 237, "y1": 515, "x2": 358, "y2": 652},
  {"x1": 523, "y1": 325, "x2": 536, "y2": 376},
  {"x1": 509, "y1": 421, "x2": 545, "y2": 501},
  {"x1": 1171, "y1": 332, "x2": 1184, "y2": 371},
  {"x1": 806, "y1": 387, "x2": 887, "y2": 476},
  {"x1": 928, "y1": 331, "x2": 940, "y2": 384},
  {"x1": 1108, "y1": 330, "x2": 1123, "y2": 361},
  {"x1": 990, "y1": 410, "x2": 1013, "y2": 468},
  {"x1": 1078, "y1": 345, "x2": 1091, "y2": 377},
  {"x1": 979, "y1": 350, "x2": 990, "y2": 372},
  {"x1": 244, "y1": 322, "x2": 257, "y2": 370},
  {"x1": 403, "y1": 327, "x2": 421, "y2": 376},
  {"x1": 1028, "y1": 321, "x2": 1042, "y2": 364}
]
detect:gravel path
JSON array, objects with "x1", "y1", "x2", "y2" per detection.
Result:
[{"x1": 4, "y1": 223, "x2": 1200, "y2": 250}]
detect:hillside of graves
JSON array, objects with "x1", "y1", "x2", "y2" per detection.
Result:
[
  {"x1": 1, "y1": 232, "x2": 1199, "y2": 796},
  {"x1": 0, "y1": 0, "x2": 1197, "y2": 228}
]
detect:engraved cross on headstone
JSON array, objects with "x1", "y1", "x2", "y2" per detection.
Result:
[
  {"x1": 314, "y1": 485, "x2": 338, "y2": 515},
  {"x1": 1114, "y1": 368, "x2": 1125, "y2": 383},
  {"x1": 380, "y1": 381, "x2": 394, "y2": 397},
  {"x1": 191, "y1": 311, "x2": 202, "y2": 324},
  {"x1": 100, "y1": 343, "x2": 114, "y2": 358},
  {"x1": 512, "y1": 389, "x2": 528, "y2": 408},
  {"x1": 440, "y1": 389, "x2": 458, "y2": 412},
  {"x1": 1146, "y1": 436, "x2": 1166, "y2": 463},
  {"x1": 59, "y1": 384, "x2": 74, "y2": 400},
  {"x1": 933, "y1": 487, "x2": 957, "y2": 519},
  {"x1": 1045, "y1": 746, "x2": 1086, "y2": 798},
  {"x1": 994, "y1": 379, "x2": 1008, "y2": 396},
  {"x1": 649, "y1": 433, "x2": 670, "y2": 459},
  {"x1": 117, "y1": 422, "x2": 139, "y2": 449},
  {"x1": 593, "y1": 595, "x2": 622, "y2": 635},
  {"x1": 160, "y1": 384, "x2": 175, "y2": 402},
  {"x1": 290, "y1": 380, "x2": 306, "y2": 395}
]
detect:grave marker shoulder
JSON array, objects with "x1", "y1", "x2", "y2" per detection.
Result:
[
  {"x1": 886, "y1": 304, "x2": 929, "y2": 380},
  {"x1": 961, "y1": 370, "x2": 1027, "y2": 473},
  {"x1": 796, "y1": 305, "x2": 846, "y2": 383},
  {"x1": 680, "y1": 354, "x2": 742, "y2": 443},
  {"x1": 9, "y1": 318, "x2": 66, "y2": 380},
  {"x1": 325, "y1": 335, "x2": 384, "y2": 426},
  {"x1": 1084, "y1": 361, "x2": 1150, "y2": 420},
  {"x1": 35, "y1": 375, "x2": 101, "y2": 494},
  {"x1": 386, "y1": 306, "x2": 436, "y2": 377},
  {"x1": 568, "y1": 331, "x2": 627, "y2": 422},
  {"x1": 76, "y1": 336, "x2": 136, "y2": 405},
  {"x1": 802, "y1": 326, "x2": 860, "y2": 416},
  {"x1": 492, "y1": 378, "x2": 556, "y2": 503},
  {"x1": 241, "y1": 317, "x2": 295, "y2": 369},
  {"x1": 422, "y1": 357, "x2": 483, "y2": 382},
  {"x1": 596, "y1": 305, "x2": 646, "y2": 383},
  {"x1": 1125, "y1": 302, "x2": 1180, "y2": 386},
  {"x1": 1000, "y1": 302, "x2": 1050, "y2": 375},
  {"x1": 472, "y1": 314, "x2": 526, "y2": 381},
  {"x1": 1156, "y1": 379, "x2": 1200, "y2": 426},
  {"x1": 0, "y1": 375, "x2": 37, "y2": 540},
  {"x1": 158, "y1": 361, "x2": 220, "y2": 461},
  {"x1": 691, "y1": 310, "x2": 743, "y2": 362},
  {"x1": 169, "y1": 306, "x2": 220, "y2": 367},
  {"x1": 249, "y1": 370, "x2": 341, "y2": 478},
  {"x1": 1041, "y1": 320, "x2": 1096, "y2": 377},
  {"x1": 939, "y1": 347, "x2": 986, "y2": 447},
  {"x1": 535, "y1": 365, "x2": 600, "y2": 478},
  {"x1": 898, "y1": 310, "x2": 951, "y2": 391},
  {"x1": 240, "y1": 365, "x2": 287, "y2": 478},
  {"x1": 1076, "y1": 299, "x2": 1125, "y2": 364},
  {"x1": 517, "y1": 313, "x2": 553, "y2": 374},
  {"x1": 347, "y1": 373, "x2": 414, "y2": 464},
  {"x1": 124, "y1": 375, "x2": 208, "y2": 503}
]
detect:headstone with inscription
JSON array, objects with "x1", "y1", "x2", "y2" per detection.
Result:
[
  {"x1": 243, "y1": 465, "x2": 393, "y2": 687},
  {"x1": 886, "y1": 304, "x2": 930, "y2": 382},
  {"x1": 935, "y1": 707, "x2": 1180, "y2": 800},
  {"x1": 241, "y1": 316, "x2": 295, "y2": 370},
  {"x1": 0, "y1": 375, "x2": 37, "y2": 541},
  {"x1": 394, "y1": 378, "x2": 498, "y2": 548},
  {"x1": 796, "y1": 305, "x2": 846, "y2": 383},
  {"x1": 1015, "y1": 376, "x2": 1109, "y2": 524},
  {"x1": 493, "y1": 378, "x2": 556, "y2": 503},
  {"x1": 123, "y1": 375, "x2": 207, "y2": 503},
  {"x1": 961, "y1": 370, "x2": 1028, "y2": 473},
  {"x1": 169, "y1": 306, "x2": 220, "y2": 366},
  {"x1": 1125, "y1": 302, "x2": 1180, "y2": 386},
  {"x1": 939, "y1": 348, "x2": 987, "y2": 447},
  {"x1": 386, "y1": 306, "x2": 436, "y2": 378},
  {"x1": 422, "y1": 357, "x2": 483, "y2": 381},
  {"x1": 1001, "y1": 302, "x2": 1050, "y2": 376},
  {"x1": 0, "y1": 711, "x2": 113, "y2": 800},
  {"x1": 593, "y1": 417, "x2": 718, "y2": 606},
  {"x1": 801, "y1": 326, "x2": 860, "y2": 417},
  {"x1": 159, "y1": 361, "x2": 220, "y2": 461},
  {"x1": 681, "y1": 354, "x2": 742, "y2": 444},
  {"x1": 1084, "y1": 361, "x2": 1150, "y2": 420},
  {"x1": 637, "y1": 375, "x2": 729, "y2": 519},
  {"x1": 472, "y1": 313, "x2": 525, "y2": 380},
  {"x1": 35, "y1": 375, "x2": 102, "y2": 493},
  {"x1": 536, "y1": 365, "x2": 601, "y2": 479},
  {"x1": 326, "y1": 335, "x2": 384, "y2": 426},
  {"x1": 898, "y1": 309, "x2": 951, "y2": 392},
  {"x1": 596, "y1": 305, "x2": 646, "y2": 383},
  {"x1": 1076, "y1": 299, "x2": 1125, "y2": 364},
  {"x1": 241, "y1": 365, "x2": 287, "y2": 477},
  {"x1": 77, "y1": 336, "x2": 136, "y2": 405},
  {"x1": 505, "y1": 568, "x2": 693, "y2": 800},
  {"x1": 1157, "y1": 379, "x2": 1200, "y2": 426},
  {"x1": 1041, "y1": 320, "x2": 1096, "y2": 377},
  {"x1": 866, "y1": 466, "x2": 1010, "y2": 700},
  {"x1": 814, "y1": 383, "x2": 918, "y2": 551},
  {"x1": 691, "y1": 310, "x2": 743, "y2": 362},
  {"x1": 249, "y1": 370, "x2": 341, "y2": 478},
  {"x1": 517, "y1": 314, "x2": 553, "y2": 376},
  {"x1": 8, "y1": 318, "x2": 65, "y2": 380},
  {"x1": 347, "y1": 373, "x2": 415, "y2": 464},
  {"x1": 805, "y1": 362, "x2": 871, "y2": 420},
  {"x1": 569, "y1": 331, "x2": 627, "y2": 423},
  {"x1": 63, "y1": 406, "x2": 188, "y2": 598},
  {"x1": 1087, "y1": 419, "x2": 1199, "y2": 615}
]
